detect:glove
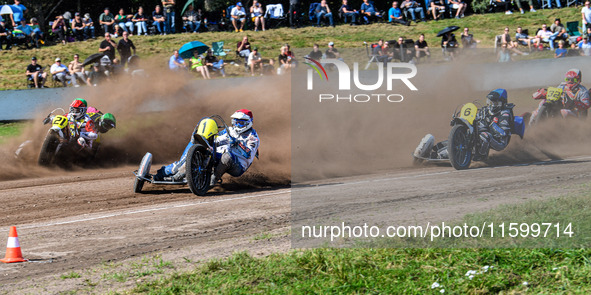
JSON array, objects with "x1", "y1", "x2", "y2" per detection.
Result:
[{"x1": 77, "y1": 137, "x2": 87, "y2": 148}]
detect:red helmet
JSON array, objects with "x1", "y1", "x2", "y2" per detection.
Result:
[
  {"x1": 231, "y1": 109, "x2": 253, "y2": 134},
  {"x1": 69, "y1": 98, "x2": 87, "y2": 120},
  {"x1": 565, "y1": 69, "x2": 582, "y2": 88}
]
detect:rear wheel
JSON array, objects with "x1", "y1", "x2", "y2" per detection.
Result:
[
  {"x1": 448, "y1": 124, "x2": 472, "y2": 170},
  {"x1": 38, "y1": 130, "x2": 60, "y2": 166},
  {"x1": 186, "y1": 144, "x2": 212, "y2": 196}
]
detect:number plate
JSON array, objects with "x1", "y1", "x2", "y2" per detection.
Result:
[
  {"x1": 459, "y1": 103, "x2": 477, "y2": 125},
  {"x1": 546, "y1": 87, "x2": 563, "y2": 102}
]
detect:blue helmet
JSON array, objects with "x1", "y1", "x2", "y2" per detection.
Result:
[{"x1": 487, "y1": 89, "x2": 507, "y2": 112}]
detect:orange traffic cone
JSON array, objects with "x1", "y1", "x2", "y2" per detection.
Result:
[{"x1": 1, "y1": 226, "x2": 27, "y2": 263}]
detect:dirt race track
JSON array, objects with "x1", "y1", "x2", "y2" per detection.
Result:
[{"x1": 1, "y1": 154, "x2": 590, "y2": 293}]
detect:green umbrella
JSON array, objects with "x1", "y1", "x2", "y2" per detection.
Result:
[{"x1": 181, "y1": 0, "x2": 197, "y2": 16}]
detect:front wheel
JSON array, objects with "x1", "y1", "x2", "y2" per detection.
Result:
[
  {"x1": 186, "y1": 144, "x2": 212, "y2": 196},
  {"x1": 448, "y1": 124, "x2": 472, "y2": 170},
  {"x1": 38, "y1": 130, "x2": 60, "y2": 166}
]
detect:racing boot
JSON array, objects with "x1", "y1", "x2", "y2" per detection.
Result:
[
  {"x1": 153, "y1": 166, "x2": 166, "y2": 181},
  {"x1": 413, "y1": 134, "x2": 435, "y2": 159}
]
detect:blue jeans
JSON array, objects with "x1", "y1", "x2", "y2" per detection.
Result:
[
  {"x1": 210, "y1": 60, "x2": 226, "y2": 76},
  {"x1": 166, "y1": 11, "x2": 175, "y2": 33},
  {"x1": 135, "y1": 21, "x2": 147, "y2": 34},
  {"x1": 342, "y1": 12, "x2": 358, "y2": 23},
  {"x1": 406, "y1": 7, "x2": 425, "y2": 20},
  {"x1": 154, "y1": 21, "x2": 166, "y2": 34},
  {"x1": 118, "y1": 21, "x2": 134, "y2": 34},
  {"x1": 315, "y1": 11, "x2": 333, "y2": 26},
  {"x1": 548, "y1": 32, "x2": 567, "y2": 49},
  {"x1": 84, "y1": 26, "x2": 95, "y2": 38},
  {"x1": 186, "y1": 21, "x2": 202, "y2": 32}
]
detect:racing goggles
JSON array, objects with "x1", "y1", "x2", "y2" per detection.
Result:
[
  {"x1": 565, "y1": 77, "x2": 579, "y2": 84},
  {"x1": 233, "y1": 119, "x2": 250, "y2": 128},
  {"x1": 69, "y1": 106, "x2": 86, "y2": 115}
]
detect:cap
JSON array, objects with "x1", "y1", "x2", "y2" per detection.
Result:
[
  {"x1": 75, "y1": 12, "x2": 80, "y2": 16},
  {"x1": 555, "y1": 18, "x2": 560, "y2": 21},
  {"x1": 253, "y1": 46, "x2": 258, "y2": 50},
  {"x1": 55, "y1": 58, "x2": 61, "y2": 62},
  {"x1": 104, "y1": 7, "x2": 110, "y2": 10},
  {"x1": 328, "y1": 41, "x2": 334, "y2": 46},
  {"x1": 31, "y1": 56, "x2": 37, "y2": 61},
  {"x1": 237, "y1": 2, "x2": 242, "y2": 6}
]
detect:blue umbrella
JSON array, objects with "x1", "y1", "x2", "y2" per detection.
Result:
[{"x1": 179, "y1": 41, "x2": 209, "y2": 59}]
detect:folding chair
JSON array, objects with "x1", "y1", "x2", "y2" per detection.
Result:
[
  {"x1": 264, "y1": 4, "x2": 286, "y2": 29},
  {"x1": 211, "y1": 41, "x2": 231, "y2": 57},
  {"x1": 308, "y1": 3, "x2": 320, "y2": 25},
  {"x1": 494, "y1": 34, "x2": 503, "y2": 52},
  {"x1": 364, "y1": 42, "x2": 380, "y2": 69},
  {"x1": 566, "y1": 21, "x2": 582, "y2": 44}
]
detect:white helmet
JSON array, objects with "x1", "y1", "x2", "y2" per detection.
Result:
[{"x1": 231, "y1": 109, "x2": 253, "y2": 135}]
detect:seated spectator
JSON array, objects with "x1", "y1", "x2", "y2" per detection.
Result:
[
  {"x1": 460, "y1": 27, "x2": 480, "y2": 49},
  {"x1": 182, "y1": 4, "x2": 201, "y2": 33},
  {"x1": 361, "y1": 0, "x2": 382, "y2": 23},
  {"x1": 52, "y1": 15, "x2": 67, "y2": 45},
  {"x1": 414, "y1": 33, "x2": 430, "y2": 61},
  {"x1": 492, "y1": 0, "x2": 512, "y2": 15},
  {"x1": 68, "y1": 54, "x2": 89, "y2": 87},
  {"x1": 515, "y1": 26, "x2": 535, "y2": 51},
  {"x1": 308, "y1": 43, "x2": 323, "y2": 60},
  {"x1": 190, "y1": 51, "x2": 211, "y2": 79},
  {"x1": 534, "y1": 24, "x2": 553, "y2": 50},
  {"x1": 231, "y1": 2, "x2": 247, "y2": 32},
  {"x1": 515, "y1": 0, "x2": 536, "y2": 14},
  {"x1": 251, "y1": 0, "x2": 265, "y2": 31},
  {"x1": 133, "y1": 7, "x2": 149, "y2": 36},
  {"x1": 284, "y1": 43, "x2": 298, "y2": 67},
  {"x1": 50, "y1": 57, "x2": 71, "y2": 87},
  {"x1": 429, "y1": 0, "x2": 446, "y2": 21},
  {"x1": 237, "y1": 35, "x2": 252, "y2": 65},
  {"x1": 99, "y1": 7, "x2": 115, "y2": 34},
  {"x1": 0, "y1": 19, "x2": 9, "y2": 50},
  {"x1": 71, "y1": 12, "x2": 85, "y2": 41},
  {"x1": 389, "y1": 1, "x2": 410, "y2": 26},
  {"x1": 26, "y1": 56, "x2": 47, "y2": 88},
  {"x1": 16, "y1": 19, "x2": 33, "y2": 46},
  {"x1": 204, "y1": 49, "x2": 226, "y2": 77},
  {"x1": 83, "y1": 13, "x2": 95, "y2": 39},
  {"x1": 554, "y1": 41, "x2": 567, "y2": 58},
  {"x1": 373, "y1": 39, "x2": 392, "y2": 66},
  {"x1": 248, "y1": 47, "x2": 263, "y2": 75},
  {"x1": 401, "y1": 0, "x2": 426, "y2": 23},
  {"x1": 29, "y1": 18, "x2": 44, "y2": 47},
  {"x1": 99, "y1": 32, "x2": 117, "y2": 61},
  {"x1": 117, "y1": 31, "x2": 136, "y2": 67},
  {"x1": 115, "y1": 8, "x2": 134, "y2": 35},
  {"x1": 152, "y1": 5, "x2": 167, "y2": 35},
  {"x1": 501, "y1": 27, "x2": 527, "y2": 55},
  {"x1": 393, "y1": 37, "x2": 414, "y2": 62},
  {"x1": 326, "y1": 41, "x2": 343, "y2": 61},
  {"x1": 315, "y1": 0, "x2": 334, "y2": 27},
  {"x1": 497, "y1": 43, "x2": 512, "y2": 62},
  {"x1": 169, "y1": 50, "x2": 186, "y2": 70},
  {"x1": 340, "y1": 0, "x2": 359, "y2": 25},
  {"x1": 583, "y1": 26, "x2": 591, "y2": 39},
  {"x1": 549, "y1": 18, "x2": 568, "y2": 47},
  {"x1": 87, "y1": 63, "x2": 107, "y2": 86},
  {"x1": 441, "y1": 32, "x2": 458, "y2": 59},
  {"x1": 263, "y1": 58, "x2": 275, "y2": 75},
  {"x1": 277, "y1": 46, "x2": 294, "y2": 75},
  {"x1": 448, "y1": 0, "x2": 466, "y2": 19},
  {"x1": 579, "y1": 37, "x2": 591, "y2": 56}
]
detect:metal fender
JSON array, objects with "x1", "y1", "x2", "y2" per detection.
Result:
[{"x1": 138, "y1": 152, "x2": 152, "y2": 178}]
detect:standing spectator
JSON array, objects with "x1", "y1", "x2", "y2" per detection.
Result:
[
  {"x1": 162, "y1": 0, "x2": 176, "y2": 34},
  {"x1": 414, "y1": 33, "x2": 430, "y2": 61},
  {"x1": 52, "y1": 15, "x2": 67, "y2": 45},
  {"x1": 153, "y1": 5, "x2": 167, "y2": 35},
  {"x1": 68, "y1": 54, "x2": 89, "y2": 87},
  {"x1": 534, "y1": 24, "x2": 553, "y2": 50},
  {"x1": 251, "y1": 0, "x2": 265, "y2": 31},
  {"x1": 117, "y1": 31, "x2": 136, "y2": 67},
  {"x1": 29, "y1": 18, "x2": 44, "y2": 47},
  {"x1": 133, "y1": 7, "x2": 149, "y2": 36},
  {"x1": 549, "y1": 18, "x2": 568, "y2": 47},
  {"x1": 248, "y1": 47, "x2": 263, "y2": 75},
  {"x1": 83, "y1": 13, "x2": 95, "y2": 39},
  {"x1": 515, "y1": 0, "x2": 535, "y2": 14},
  {"x1": 308, "y1": 43, "x2": 323, "y2": 60},
  {"x1": 325, "y1": 41, "x2": 342, "y2": 59},
  {"x1": 190, "y1": 51, "x2": 211, "y2": 79},
  {"x1": 99, "y1": 32, "x2": 117, "y2": 61},
  {"x1": 231, "y1": 2, "x2": 247, "y2": 32},
  {"x1": 389, "y1": 2, "x2": 409, "y2": 26},
  {"x1": 204, "y1": 49, "x2": 226, "y2": 77},
  {"x1": 71, "y1": 13, "x2": 85, "y2": 41},
  {"x1": 340, "y1": 0, "x2": 359, "y2": 25},
  {"x1": 50, "y1": 58, "x2": 70, "y2": 87},
  {"x1": 9, "y1": 0, "x2": 27, "y2": 28},
  {"x1": 460, "y1": 27, "x2": 480, "y2": 49},
  {"x1": 115, "y1": 8, "x2": 134, "y2": 35},
  {"x1": 169, "y1": 50, "x2": 186, "y2": 70},
  {"x1": 448, "y1": 0, "x2": 466, "y2": 19},
  {"x1": 554, "y1": 41, "x2": 567, "y2": 58},
  {"x1": 315, "y1": 0, "x2": 334, "y2": 27},
  {"x1": 237, "y1": 35, "x2": 251, "y2": 65},
  {"x1": 99, "y1": 7, "x2": 115, "y2": 34},
  {"x1": 492, "y1": 0, "x2": 512, "y2": 15},
  {"x1": 361, "y1": 0, "x2": 382, "y2": 23},
  {"x1": 182, "y1": 4, "x2": 200, "y2": 33},
  {"x1": 26, "y1": 56, "x2": 47, "y2": 88},
  {"x1": 583, "y1": 1, "x2": 591, "y2": 30},
  {"x1": 289, "y1": 0, "x2": 300, "y2": 28},
  {"x1": 515, "y1": 26, "x2": 535, "y2": 51},
  {"x1": 87, "y1": 63, "x2": 107, "y2": 86},
  {"x1": 0, "y1": 19, "x2": 9, "y2": 50},
  {"x1": 401, "y1": 0, "x2": 426, "y2": 23}
]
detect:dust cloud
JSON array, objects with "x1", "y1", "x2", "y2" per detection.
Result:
[{"x1": 0, "y1": 59, "x2": 291, "y2": 187}]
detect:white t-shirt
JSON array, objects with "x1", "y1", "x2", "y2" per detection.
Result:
[
  {"x1": 50, "y1": 63, "x2": 68, "y2": 75},
  {"x1": 582, "y1": 7, "x2": 591, "y2": 23},
  {"x1": 231, "y1": 6, "x2": 246, "y2": 17},
  {"x1": 247, "y1": 51, "x2": 261, "y2": 65}
]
